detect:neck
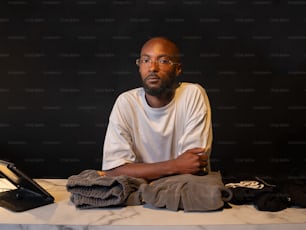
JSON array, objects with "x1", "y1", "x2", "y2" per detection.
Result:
[{"x1": 145, "y1": 91, "x2": 174, "y2": 108}]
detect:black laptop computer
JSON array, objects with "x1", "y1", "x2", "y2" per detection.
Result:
[{"x1": 0, "y1": 160, "x2": 54, "y2": 212}]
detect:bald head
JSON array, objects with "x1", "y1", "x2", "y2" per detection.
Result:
[{"x1": 140, "y1": 37, "x2": 181, "y2": 62}]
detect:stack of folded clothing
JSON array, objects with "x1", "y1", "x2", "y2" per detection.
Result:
[
  {"x1": 66, "y1": 170, "x2": 146, "y2": 209},
  {"x1": 140, "y1": 172, "x2": 232, "y2": 211},
  {"x1": 67, "y1": 170, "x2": 232, "y2": 212}
]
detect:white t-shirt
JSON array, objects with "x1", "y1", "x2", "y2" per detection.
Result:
[{"x1": 102, "y1": 82, "x2": 213, "y2": 170}]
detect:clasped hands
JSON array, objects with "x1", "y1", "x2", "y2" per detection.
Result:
[{"x1": 174, "y1": 147, "x2": 208, "y2": 175}]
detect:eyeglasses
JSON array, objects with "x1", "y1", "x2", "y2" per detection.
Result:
[{"x1": 136, "y1": 57, "x2": 180, "y2": 67}]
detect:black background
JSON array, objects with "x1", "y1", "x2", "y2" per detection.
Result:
[{"x1": 0, "y1": 0, "x2": 305, "y2": 179}]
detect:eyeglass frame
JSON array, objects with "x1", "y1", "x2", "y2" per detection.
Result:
[{"x1": 136, "y1": 56, "x2": 180, "y2": 67}]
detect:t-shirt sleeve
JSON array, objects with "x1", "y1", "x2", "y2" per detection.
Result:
[
  {"x1": 178, "y1": 84, "x2": 213, "y2": 159},
  {"x1": 102, "y1": 96, "x2": 136, "y2": 170}
]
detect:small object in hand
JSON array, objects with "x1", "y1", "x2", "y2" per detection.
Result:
[
  {"x1": 197, "y1": 167, "x2": 208, "y2": 176},
  {"x1": 97, "y1": 171, "x2": 106, "y2": 176}
]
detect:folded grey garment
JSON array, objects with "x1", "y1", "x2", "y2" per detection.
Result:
[
  {"x1": 66, "y1": 169, "x2": 147, "y2": 209},
  {"x1": 139, "y1": 171, "x2": 232, "y2": 212}
]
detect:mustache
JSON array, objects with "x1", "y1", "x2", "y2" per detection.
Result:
[{"x1": 145, "y1": 73, "x2": 160, "y2": 79}]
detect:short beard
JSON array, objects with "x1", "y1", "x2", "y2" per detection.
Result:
[{"x1": 142, "y1": 76, "x2": 178, "y2": 97}]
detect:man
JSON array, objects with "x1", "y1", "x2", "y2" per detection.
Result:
[{"x1": 102, "y1": 37, "x2": 213, "y2": 180}]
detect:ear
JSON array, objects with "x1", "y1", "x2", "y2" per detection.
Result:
[{"x1": 175, "y1": 64, "x2": 182, "y2": 76}]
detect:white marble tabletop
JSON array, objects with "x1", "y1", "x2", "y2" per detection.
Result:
[{"x1": 0, "y1": 179, "x2": 306, "y2": 230}]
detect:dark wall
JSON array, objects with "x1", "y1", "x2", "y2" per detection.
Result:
[{"x1": 0, "y1": 0, "x2": 305, "y2": 178}]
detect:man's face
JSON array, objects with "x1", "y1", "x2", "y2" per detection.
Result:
[{"x1": 138, "y1": 39, "x2": 181, "y2": 96}]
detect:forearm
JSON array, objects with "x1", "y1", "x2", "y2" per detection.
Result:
[
  {"x1": 104, "y1": 148, "x2": 208, "y2": 180},
  {"x1": 104, "y1": 160, "x2": 178, "y2": 181}
]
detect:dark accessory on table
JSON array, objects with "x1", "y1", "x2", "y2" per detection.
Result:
[{"x1": 0, "y1": 160, "x2": 54, "y2": 212}]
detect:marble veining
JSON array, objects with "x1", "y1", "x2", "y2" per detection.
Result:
[{"x1": 0, "y1": 179, "x2": 305, "y2": 230}]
